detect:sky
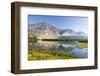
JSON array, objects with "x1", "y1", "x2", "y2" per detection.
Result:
[{"x1": 28, "y1": 15, "x2": 88, "y2": 34}]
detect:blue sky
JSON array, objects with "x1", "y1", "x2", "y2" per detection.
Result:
[{"x1": 28, "y1": 15, "x2": 88, "y2": 34}]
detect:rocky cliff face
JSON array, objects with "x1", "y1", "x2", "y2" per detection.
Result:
[{"x1": 28, "y1": 22, "x2": 60, "y2": 39}]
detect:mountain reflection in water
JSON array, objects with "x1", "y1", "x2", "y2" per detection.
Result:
[{"x1": 28, "y1": 40, "x2": 88, "y2": 58}]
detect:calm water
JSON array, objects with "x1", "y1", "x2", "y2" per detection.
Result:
[{"x1": 29, "y1": 40, "x2": 88, "y2": 58}]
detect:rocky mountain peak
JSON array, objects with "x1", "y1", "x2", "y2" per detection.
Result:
[{"x1": 28, "y1": 22, "x2": 60, "y2": 39}]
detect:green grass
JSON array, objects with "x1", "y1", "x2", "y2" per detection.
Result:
[
  {"x1": 76, "y1": 41, "x2": 88, "y2": 48},
  {"x1": 42, "y1": 39, "x2": 87, "y2": 42},
  {"x1": 28, "y1": 49, "x2": 80, "y2": 61}
]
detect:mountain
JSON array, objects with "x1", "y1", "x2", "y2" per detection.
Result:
[
  {"x1": 60, "y1": 29, "x2": 74, "y2": 34},
  {"x1": 75, "y1": 32, "x2": 88, "y2": 37},
  {"x1": 28, "y1": 22, "x2": 60, "y2": 39},
  {"x1": 28, "y1": 22, "x2": 88, "y2": 40},
  {"x1": 60, "y1": 29, "x2": 75, "y2": 36},
  {"x1": 60, "y1": 29, "x2": 88, "y2": 40}
]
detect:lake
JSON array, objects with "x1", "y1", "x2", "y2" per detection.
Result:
[{"x1": 28, "y1": 40, "x2": 88, "y2": 59}]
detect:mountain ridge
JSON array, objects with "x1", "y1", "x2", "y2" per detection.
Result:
[{"x1": 28, "y1": 22, "x2": 88, "y2": 40}]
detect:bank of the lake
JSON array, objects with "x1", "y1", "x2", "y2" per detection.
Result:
[
  {"x1": 28, "y1": 38, "x2": 88, "y2": 60},
  {"x1": 28, "y1": 49, "x2": 80, "y2": 60}
]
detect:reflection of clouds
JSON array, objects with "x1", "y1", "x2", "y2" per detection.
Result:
[{"x1": 28, "y1": 41, "x2": 88, "y2": 58}]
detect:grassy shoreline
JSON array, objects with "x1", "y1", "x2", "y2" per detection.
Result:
[
  {"x1": 41, "y1": 39, "x2": 88, "y2": 42},
  {"x1": 28, "y1": 39, "x2": 88, "y2": 61},
  {"x1": 75, "y1": 41, "x2": 88, "y2": 48},
  {"x1": 28, "y1": 49, "x2": 80, "y2": 61}
]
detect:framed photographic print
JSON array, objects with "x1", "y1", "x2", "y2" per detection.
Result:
[{"x1": 11, "y1": 2, "x2": 98, "y2": 74}]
